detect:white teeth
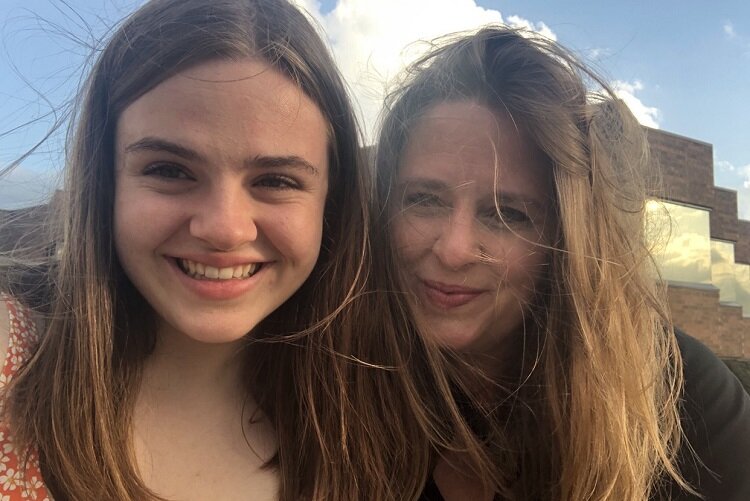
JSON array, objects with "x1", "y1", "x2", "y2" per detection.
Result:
[
  {"x1": 179, "y1": 259, "x2": 260, "y2": 280},
  {"x1": 205, "y1": 266, "x2": 219, "y2": 279}
]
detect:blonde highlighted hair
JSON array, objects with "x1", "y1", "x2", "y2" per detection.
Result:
[{"x1": 376, "y1": 27, "x2": 690, "y2": 500}]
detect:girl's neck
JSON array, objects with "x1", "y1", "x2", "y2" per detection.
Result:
[
  {"x1": 133, "y1": 323, "x2": 278, "y2": 500},
  {"x1": 141, "y1": 320, "x2": 249, "y2": 403}
]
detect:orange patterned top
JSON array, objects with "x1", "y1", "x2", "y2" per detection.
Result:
[{"x1": 0, "y1": 295, "x2": 53, "y2": 500}]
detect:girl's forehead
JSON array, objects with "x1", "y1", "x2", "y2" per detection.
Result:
[{"x1": 122, "y1": 58, "x2": 316, "y2": 124}]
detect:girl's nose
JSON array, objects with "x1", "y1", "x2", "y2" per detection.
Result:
[{"x1": 189, "y1": 186, "x2": 258, "y2": 251}]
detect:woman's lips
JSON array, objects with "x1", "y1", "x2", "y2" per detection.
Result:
[{"x1": 419, "y1": 278, "x2": 484, "y2": 309}]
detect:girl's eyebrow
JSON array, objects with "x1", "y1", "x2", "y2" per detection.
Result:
[
  {"x1": 122, "y1": 136, "x2": 319, "y2": 176},
  {"x1": 246, "y1": 155, "x2": 320, "y2": 176},
  {"x1": 124, "y1": 136, "x2": 201, "y2": 161}
]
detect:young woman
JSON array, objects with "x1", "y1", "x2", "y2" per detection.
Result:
[
  {"x1": 0, "y1": 0, "x2": 440, "y2": 499},
  {"x1": 375, "y1": 27, "x2": 750, "y2": 500}
]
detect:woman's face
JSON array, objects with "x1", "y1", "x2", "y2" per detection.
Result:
[
  {"x1": 391, "y1": 101, "x2": 555, "y2": 359},
  {"x1": 114, "y1": 58, "x2": 329, "y2": 344}
]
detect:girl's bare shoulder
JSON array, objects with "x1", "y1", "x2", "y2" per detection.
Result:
[
  {"x1": 0, "y1": 294, "x2": 40, "y2": 382},
  {"x1": 0, "y1": 297, "x2": 10, "y2": 380}
]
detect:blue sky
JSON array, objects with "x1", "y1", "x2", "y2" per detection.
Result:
[{"x1": 1, "y1": 0, "x2": 748, "y2": 217}]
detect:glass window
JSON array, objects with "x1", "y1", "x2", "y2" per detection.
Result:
[
  {"x1": 734, "y1": 264, "x2": 750, "y2": 317},
  {"x1": 645, "y1": 200, "x2": 711, "y2": 284},
  {"x1": 711, "y1": 240, "x2": 738, "y2": 303}
]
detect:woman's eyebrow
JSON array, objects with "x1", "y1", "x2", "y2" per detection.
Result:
[
  {"x1": 397, "y1": 177, "x2": 447, "y2": 191},
  {"x1": 492, "y1": 191, "x2": 545, "y2": 209},
  {"x1": 122, "y1": 136, "x2": 319, "y2": 176},
  {"x1": 399, "y1": 178, "x2": 544, "y2": 208}
]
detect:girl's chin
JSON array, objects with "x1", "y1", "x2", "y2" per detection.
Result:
[{"x1": 155, "y1": 318, "x2": 256, "y2": 345}]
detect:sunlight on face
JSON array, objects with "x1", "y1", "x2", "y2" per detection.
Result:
[
  {"x1": 114, "y1": 58, "x2": 329, "y2": 345},
  {"x1": 391, "y1": 101, "x2": 555, "y2": 360}
]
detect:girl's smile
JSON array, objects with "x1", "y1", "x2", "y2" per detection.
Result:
[
  {"x1": 114, "y1": 57, "x2": 330, "y2": 344},
  {"x1": 167, "y1": 256, "x2": 266, "y2": 301},
  {"x1": 175, "y1": 258, "x2": 262, "y2": 280}
]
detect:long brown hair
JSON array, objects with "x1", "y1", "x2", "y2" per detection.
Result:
[
  {"x1": 1, "y1": 0, "x2": 439, "y2": 498},
  {"x1": 376, "y1": 27, "x2": 690, "y2": 500}
]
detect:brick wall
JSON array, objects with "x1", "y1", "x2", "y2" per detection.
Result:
[
  {"x1": 737, "y1": 220, "x2": 750, "y2": 264},
  {"x1": 0, "y1": 204, "x2": 55, "y2": 259},
  {"x1": 719, "y1": 304, "x2": 749, "y2": 359},
  {"x1": 647, "y1": 128, "x2": 714, "y2": 208},
  {"x1": 712, "y1": 188, "x2": 739, "y2": 242},
  {"x1": 667, "y1": 284, "x2": 749, "y2": 358}
]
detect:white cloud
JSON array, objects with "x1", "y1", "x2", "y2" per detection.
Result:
[
  {"x1": 742, "y1": 166, "x2": 750, "y2": 188},
  {"x1": 293, "y1": 0, "x2": 553, "y2": 142},
  {"x1": 724, "y1": 21, "x2": 736, "y2": 38},
  {"x1": 720, "y1": 20, "x2": 750, "y2": 58},
  {"x1": 716, "y1": 159, "x2": 736, "y2": 173},
  {"x1": 294, "y1": 1, "x2": 664, "y2": 144},
  {"x1": 505, "y1": 15, "x2": 556, "y2": 41},
  {"x1": 587, "y1": 47, "x2": 612, "y2": 60},
  {"x1": 611, "y1": 80, "x2": 660, "y2": 128}
]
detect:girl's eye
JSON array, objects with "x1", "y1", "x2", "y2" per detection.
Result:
[
  {"x1": 254, "y1": 175, "x2": 300, "y2": 190},
  {"x1": 142, "y1": 163, "x2": 193, "y2": 180}
]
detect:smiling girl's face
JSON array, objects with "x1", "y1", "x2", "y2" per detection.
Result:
[
  {"x1": 391, "y1": 101, "x2": 555, "y2": 360},
  {"x1": 114, "y1": 58, "x2": 329, "y2": 345}
]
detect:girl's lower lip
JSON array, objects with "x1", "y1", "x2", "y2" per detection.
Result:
[
  {"x1": 420, "y1": 280, "x2": 483, "y2": 309},
  {"x1": 168, "y1": 258, "x2": 262, "y2": 300}
]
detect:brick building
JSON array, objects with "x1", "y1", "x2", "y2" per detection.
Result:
[
  {"x1": 0, "y1": 191, "x2": 61, "y2": 262},
  {"x1": 646, "y1": 128, "x2": 750, "y2": 360}
]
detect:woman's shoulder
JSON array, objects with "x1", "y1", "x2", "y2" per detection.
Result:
[
  {"x1": 675, "y1": 329, "x2": 748, "y2": 413},
  {"x1": 671, "y1": 329, "x2": 750, "y2": 500}
]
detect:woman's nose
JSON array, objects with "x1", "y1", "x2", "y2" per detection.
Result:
[
  {"x1": 189, "y1": 186, "x2": 258, "y2": 251},
  {"x1": 432, "y1": 211, "x2": 480, "y2": 270}
]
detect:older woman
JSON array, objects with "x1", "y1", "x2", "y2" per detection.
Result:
[{"x1": 376, "y1": 27, "x2": 750, "y2": 500}]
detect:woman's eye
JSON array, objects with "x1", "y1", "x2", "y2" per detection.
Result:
[
  {"x1": 254, "y1": 175, "x2": 300, "y2": 190},
  {"x1": 404, "y1": 192, "x2": 444, "y2": 209},
  {"x1": 142, "y1": 163, "x2": 192, "y2": 180},
  {"x1": 482, "y1": 206, "x2": 530, "y2": 227}
]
